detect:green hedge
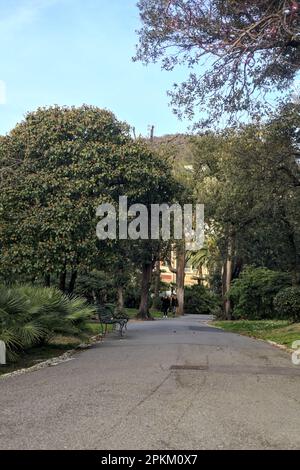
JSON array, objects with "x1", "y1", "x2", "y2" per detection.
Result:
[
  {"x1": 274, "y1": 287, "x2": 300, "y2": 322},
  {"x1": 184, "y1": 285, "x2": 221, "y2": 315},
  {"x1": 228, "y1": 266, "x2": 291, "y2": 319}
]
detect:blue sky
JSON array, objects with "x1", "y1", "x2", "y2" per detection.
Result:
[{"x1": 0, "y1": 0, "x2": 191, "y2": 137}]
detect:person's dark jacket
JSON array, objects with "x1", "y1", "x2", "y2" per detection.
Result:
[{"x1": 162, "y1": 297, "x2": 170, "y2": 310}]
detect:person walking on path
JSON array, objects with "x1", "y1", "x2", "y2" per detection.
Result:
[
  {"x1": 161, "y1": 295, "x2": 170, "y2": 318},
  {"x1": 171, "y1": 294, "x2": 178, "y2": 317}
]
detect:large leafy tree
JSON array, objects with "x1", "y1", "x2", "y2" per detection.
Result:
[
  {"x1": 135, "y1": 0, "x2": 300, "y2": 125},
  {"x1": 0, "y1": 106, "x2": 180, "y2": 309},
  {"x1": 0, "y1": 106, "x2": 130, "y2": 288},
  {"x1": 191, "y1": 105, "x2": 300, "y2": 316}
]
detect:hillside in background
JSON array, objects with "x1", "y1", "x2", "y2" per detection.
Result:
[{"x1": 151, "y1": 133, "x2": 194, "y2": 171}]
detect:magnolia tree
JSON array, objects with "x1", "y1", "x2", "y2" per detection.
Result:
[{"x1": 0, "y1": 105, "x2": 182, "y2": 319}]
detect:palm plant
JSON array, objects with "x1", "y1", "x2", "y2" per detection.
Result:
[
  {"x1": 0, "y1": 285, "x2": 96, "y2": 361},
  {"x1": 0, "y1": 286, "x2": 47, "y2": 360},
  {"x1": 188, "y1": 237, "x2": 221, "y2": 286}
]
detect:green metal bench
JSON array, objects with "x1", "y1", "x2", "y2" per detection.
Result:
[{"x1": 96, "y1": 304, "x2": 128, "y2": 337}]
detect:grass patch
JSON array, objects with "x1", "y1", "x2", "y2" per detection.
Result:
[
  {"x1": 213, "y1": 319, "x2": 300, "y2": 348},
  {"x1": 125, "y1": 307, "x2": 163, "y2": 319},
  {"x1": 85, "y1": 322, "x2": 103, "y2": 334}
]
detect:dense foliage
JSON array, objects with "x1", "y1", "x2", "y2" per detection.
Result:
[
  {"x1": 228, "y1": 267, "x2": 291, "y2": 319},
  {"x1": 0, "y1": 106, "x2": 129, "y2": 286},
  {"x1": 274, "y1": 286, "x2": 300, "y2": 321},
  {"x1": 184, "y1": 284, "x2": 221, "y2": 315},
  {"x1": 0, "y1": 285, "x2": 95, "y2": 360},
  {"x1": 74, "y1": 271, "x2": 114, "y2": 304},
  {"x1": 0, "y1": 106, "x2": 181, "y2": 321},
  {"x1": 189, "y1": 105, "x2": 300, "y2": 317},
  {"x1": 135, "y1": 0, "x2": 300, "y2": 125}
]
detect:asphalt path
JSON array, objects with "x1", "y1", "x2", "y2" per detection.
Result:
[{"x1": 1, "y1": 315, "x2": 300, "y2": 449}]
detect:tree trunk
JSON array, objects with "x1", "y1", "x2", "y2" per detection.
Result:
[
  {"x1": 68, "y1": 270, "x2": 77, "y2": 294},
  {"x1": 176, "y1": 245, "x2": 185, "y2": 316},
  {"x1": 222, "y1": 262, "x2": 227, "y2": 298},
  {"x1": 224, "y1": 233, "x2": 235, "y2": 319},
  {"x1": 59, "y1": 271, "x2": 66, "y2": 292},
  {"x1": 198, "y1": 265, "x2": 203, "y2": 285},
  {"x1": 117, "y1": 285, "x2": 124, "y2": 311},
  {"x1": 137, "y1": 263, "x2": 153, "y2": 319},
  {"x1": 151, "y1": 260, "x2": 161, "y2": 310}
]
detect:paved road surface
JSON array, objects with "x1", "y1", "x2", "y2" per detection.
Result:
[{"x1": 1, "y1": 315, "x2": 300, "y2": 450}]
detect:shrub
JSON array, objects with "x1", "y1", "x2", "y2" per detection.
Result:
[
  {"x1": 228, "y1": 266, "x2": 291, "y2": 319},
  {"x1": 74, "y1": 271, "x2": 114, "y2": 304},
  {"x1": 184, "y1": 284, "x2": 221, "y2": 315},
  {"x1": 0, "y1": 285, "x2": 95, "y2": 361},
  {"x1": 274, "y1": 287, "x2": 300, "y2": 322},
  {"x1": 124, "y1": 285, "x2": 141, "y2": 309}
]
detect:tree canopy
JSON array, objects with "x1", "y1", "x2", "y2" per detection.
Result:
[
  {"x1": 190, "y1": 104, "x2": 300, "y2": 313},
  {"x1": 135, "y1": 0, "x2": 300, "y2": 125},
  {"x1": 0, "y1": 106, "x2": 180, "y2": 298}
]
